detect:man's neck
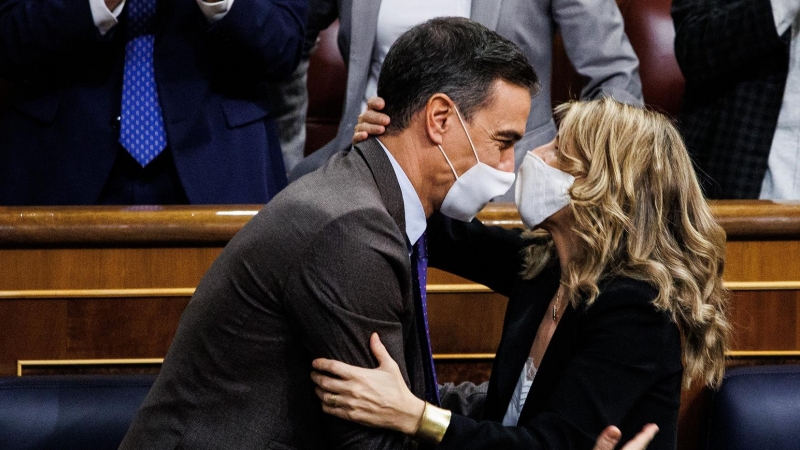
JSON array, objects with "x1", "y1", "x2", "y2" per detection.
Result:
[{"x1": 379, "y1": 134, "x2": 440, "y2": 218}]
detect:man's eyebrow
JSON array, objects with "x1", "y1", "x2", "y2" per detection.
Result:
[{"x1": 493, "y1": 129, "x2": 523, "y2": 142}]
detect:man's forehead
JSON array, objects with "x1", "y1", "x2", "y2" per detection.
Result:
[{"x1": 477, "y1": 84, "x2": 531, "y2": 135}]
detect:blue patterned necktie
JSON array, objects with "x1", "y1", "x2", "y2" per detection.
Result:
[
  {"x1": 412, "y1": 233, "x2": 440, "y2": 405},
  {"x1": 119, "y1": 0, "x2": 167, "y2": 167}
]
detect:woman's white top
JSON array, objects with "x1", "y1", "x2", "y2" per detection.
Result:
[
  {"x1": 363, "y1": 0, "x2": 472, "y2": 110},
  {"x1": 502, "y1": 356, "x2": 538, "y2": 426}
]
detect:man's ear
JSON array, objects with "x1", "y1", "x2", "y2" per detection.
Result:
[{"x1": 424, "y1": 94, "x2": 454, "y2": 145}]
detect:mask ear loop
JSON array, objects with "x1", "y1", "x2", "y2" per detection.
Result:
[
  {"x1": 438, "y1": 145, "x2": 459, "y2": 180},
  {"x1": 452, "y1": 105, "x2": 481, "y2": 163}
]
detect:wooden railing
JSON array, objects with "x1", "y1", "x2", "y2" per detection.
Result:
[{"x1": 2, "y1": 200, "x2": 800, "y2": 449}]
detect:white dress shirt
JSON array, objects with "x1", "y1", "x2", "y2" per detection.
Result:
[
  {"x1": 502, "y1": 357, "x2": 538, "y2": 426},
  {"x1": 377, "y1": 139, "x2": 427, "y2": 250},
  {"x1": 760, "y1": 0, "x2": 800, "y2": 199},
  {"x1": 363, "y1": 0, "x2": 472, "y2": 112}
]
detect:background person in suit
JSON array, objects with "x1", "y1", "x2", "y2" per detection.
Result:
[
  {"x1": 265, "y1": 0, "x2": 336, "y2": 173},
  {"x1": 119, "y1": 18, "x2": 538, "y2": 449},
  {"x1": 311, "y1": 98, "x2": 730, "y2": 450},
  {"x1": 0, "y1": 0, "x2": 306, "y2": 205},
  {"x1": 673, "y1": 0, "x2": 800, "y2": 199},
  {"x1": 286, "y1": 0, "x2": 644, "y2": 199}
]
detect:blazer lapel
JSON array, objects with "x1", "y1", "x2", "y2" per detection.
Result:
[
  {"x1": 485, "y1": 271, "x2": 559, "y2": 420},
  {"x1": 470, "y1": 0, "x2": 504, "y2": 30},
  {"x1": 355, "y1": 137, "x2": 406, "y2": 234},
  {"x1": 518, "y1": 304, "x2": 578, "y2": 424}
]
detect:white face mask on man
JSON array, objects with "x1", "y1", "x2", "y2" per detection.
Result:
[
  {"x1": 438, "y1": 106, "x2": 516, "y2": 222},
  {"x1": 515, "y1": 151, "x2": 575, "y2": 229}
]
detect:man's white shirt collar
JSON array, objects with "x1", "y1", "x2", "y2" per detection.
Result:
[{"x1": 377, "y1": 139, "x2": 427, "y2": 248}]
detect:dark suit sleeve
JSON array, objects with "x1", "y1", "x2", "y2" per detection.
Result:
[
  {"x1": 205, "y1": 0, "x2": 308, "y2": 81},
  {"x1": 438, "y1": 381, "x2": 488, "y2": 420},
  {"x1": 0, "y1": 0, "x2": 108, "y2": 78},
  {"x1": 283, "y1": 208, "x2": 413, "y2": 449},
  {"x1": 427, "y1": 212, "x2": 527, "y2": 297},
  {"x1": 438, "y1": 282, "x2": 680, "y2": 449},
  {"x1": 303, "y1": 0, "x2": 339, "y2": 57},
  {"x1": 672, "y1": 0, "x2": 786, "y2": 82}
]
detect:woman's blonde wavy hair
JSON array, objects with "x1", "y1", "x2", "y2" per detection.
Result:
[{"x1": 521, "y1": 97, "x2": 730, "y2": 389}]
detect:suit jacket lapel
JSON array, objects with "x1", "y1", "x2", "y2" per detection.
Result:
[
  {"x1": 355, "y1": 137, "x2": 406, "y2": 234},
  {"x1": 470, "y1": 0, "x2": 504, "y2": 30},
  {"x1": 485, "y1": 270, "x2": 559, "y2": 420},
  {"x1": 518, "y1": 304, "x2": 578, "y2": 424}
]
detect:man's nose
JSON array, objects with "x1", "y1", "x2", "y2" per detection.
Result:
[{"x1": 499, "y1": 148, "x2": 516, "y2": 173}]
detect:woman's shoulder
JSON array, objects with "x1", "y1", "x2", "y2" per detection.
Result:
[
  {"x1": 579, "y1": 276, "x2": 681, "y2": 354},
  {"x1": 598, "y1": 276, "x2": 658, "y2": 300},
  {"x1": 583, "y1": 276, "x2": 663, "y2": 317}
]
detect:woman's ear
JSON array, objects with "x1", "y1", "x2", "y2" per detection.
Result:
[{"x1": 424, "y1": 94, "x2": 454, "y2": 145}]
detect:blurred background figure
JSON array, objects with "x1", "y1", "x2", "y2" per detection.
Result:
[
  {"x1": 0, "y1": 0, "x2": 307, "y2": 205},
  {"x1": 284, "y1": 0, "x2": 644, "y2": 198},
  {"x1": 674, "y1": 0, "x2": 800, "y2": 199}
]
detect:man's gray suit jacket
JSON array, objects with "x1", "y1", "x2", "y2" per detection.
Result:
[
  {"x1": 119, "y1": 137, "x2": 427, "y2": 449},
  {"x1": 289, "y1": 0, "x2": 643, "y2": 191}
]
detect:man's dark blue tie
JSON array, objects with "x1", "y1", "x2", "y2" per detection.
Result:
[
  {"x1": 412, "y1": 233, "x2": 441, "y2": 405},
  {"x1": 119, "y1": 0, "x2": 167, "y2": 167}
]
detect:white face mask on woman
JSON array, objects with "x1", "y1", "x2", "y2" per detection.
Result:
[
  {"x1": 515, "y1": 151, "x2": 575, "y2": 229},
  {"x1": 438, "y1": 106, "x2": 516, "y2": 222}
]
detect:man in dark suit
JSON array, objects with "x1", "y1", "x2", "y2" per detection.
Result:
[
  {"x1": 0, "y1": 0, "x2": 306, "y2": 205},
  {"x1": 119, "y1": 17, "x2": 537, "y2": 449},
  {"x1": 673, "y1": 0, "x2": 799, "y2": 199}
]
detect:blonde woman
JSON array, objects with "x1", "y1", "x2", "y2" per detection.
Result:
[{"x1": 310, "y1": 98, "x2": 729, "y2": 450}]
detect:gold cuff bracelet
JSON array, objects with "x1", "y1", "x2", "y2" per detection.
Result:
[{"x1": 413, "y1": 402, "x2": 452, "y2": 445}]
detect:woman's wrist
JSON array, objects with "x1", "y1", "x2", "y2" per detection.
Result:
[
  {"x1": 412, "y1": 402, "x2": 452, "y2": 445},
  {"x1": 399, "y1": 397, "x2": 427, "y2": 435}
]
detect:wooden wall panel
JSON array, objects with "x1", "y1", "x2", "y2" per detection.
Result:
[
  {"x1": 0, "y1": 299, "x2": 68, "y2": 376},
  {"x1": 428, "y1": 292, "x2": 507, "y2": 355},
  {"x1": 0, "y1": 297, "x2": 189, "y2": 376},
  {"x1": 725, "y1": 241, "x2": 800, "y2": 281},
  {"x1": 2, "y1": 201, "x2": 800, "y2": 450},
  {"x1": 728, "y1": 290, "x2": 800, "y2": 350},
  {"x1": 64, "y1": 297, "x2": 189, "y2": 357},
  {"x1": 0, "y1": 248, "x2": 221, "y2": 290}
]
